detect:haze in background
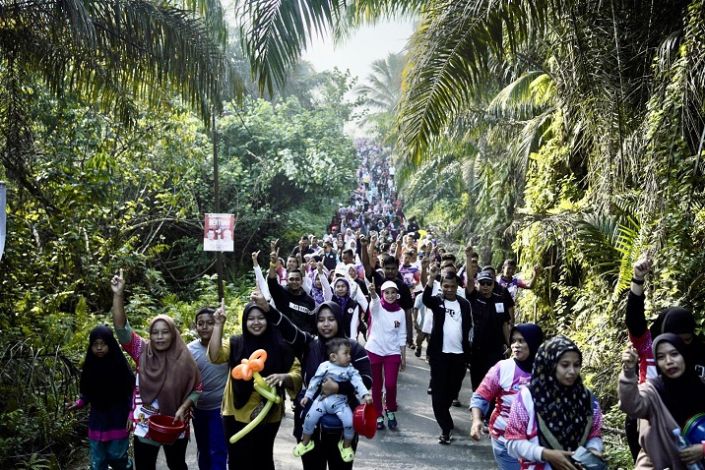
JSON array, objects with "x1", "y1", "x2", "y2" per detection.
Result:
[{"x1": 303, "y1": 20, "x2": 414, "y2": 82}]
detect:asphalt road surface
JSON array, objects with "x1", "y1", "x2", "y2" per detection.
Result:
[{"x1": 158, "y1": 351, "x2": 496, "y2": 470}]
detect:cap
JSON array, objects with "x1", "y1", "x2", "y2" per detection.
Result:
[
  {"x1": 380, "y1": 280, "x2": 399, "y2": 292},
  {"x1": 477, "y1": 271, "x2": 494, "y2": 282}
]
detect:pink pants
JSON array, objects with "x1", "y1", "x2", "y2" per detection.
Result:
[{"x1": 367, "y1": 351, "x2": 401, "y2": 417}]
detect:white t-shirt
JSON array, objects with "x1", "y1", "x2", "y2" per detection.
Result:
[
  {"x1": 441, "y1": 299, "x2": 464, "y2": 354},
  {"x1": 365, "y1": 298, "x2": 407, "y2": 357}
]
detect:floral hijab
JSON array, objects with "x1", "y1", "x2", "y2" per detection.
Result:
[{"x1": 528, "y1": 336, "x2": 593, "y2": 451}]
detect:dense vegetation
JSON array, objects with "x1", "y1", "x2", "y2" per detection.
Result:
[{"x1": 3, "y1": 0, "x2": 705, "y2": 468}]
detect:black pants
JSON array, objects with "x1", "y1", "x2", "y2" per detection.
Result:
[
  {"x1": 300, "y1": 425, "x2": 358, "y2": 470},
  {"x1": 625, "y1": 415, "x2": 641, "y2": 462},
  {"x1": 294, "y1": 401, "x2": 357, "y2": 470},
  {"x1": 430, "y1": 352, "x2": 467, "y2": 435},
  {"x1": 223, "y1": 416, "x2": 280, "y2": 470},
  {"x1": 133, "y1": 436, "x2": 188, "y2": 470}
]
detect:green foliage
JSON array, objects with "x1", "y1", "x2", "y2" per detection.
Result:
[{"x1": 0, "y1": 54, "x2": 356, "y2": 469}]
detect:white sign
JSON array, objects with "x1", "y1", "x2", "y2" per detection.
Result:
[{"x1": 203, "y1": 213, "x2": 235, "y2": 252}]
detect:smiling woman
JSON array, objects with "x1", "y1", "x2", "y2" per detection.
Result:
[
  {"x1": 207, "y1": 295, "x2": 301, "y2": 470},
  {"x1": 619, "y1": 334, "x2": 705, "y2": 469},
  {"x1": 110, "y1": 271, "x2": 203, "y2": 470},
  {"x1": 504, "y1": 336, "x2": 604, "y2": 470}
]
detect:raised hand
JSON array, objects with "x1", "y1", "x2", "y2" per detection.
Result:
[
  {"x1": 369, "y1": 278, "x2": 378, "y2": 299},
  {"x1": 633, "y1": 254, "x2": 651, "y2": 279},
  {"x1": 111, "y1": 269, "x2": 125, "y2": 295},
  {"x1": 214, "y1": 298, "x2": 226, "y2": 326},
  {"x1": 270, "y1": 248, "x2": 279, "y2": 265},
  {"x1": 250, "y1": 289, "x2": 269, "y2": 311},
  {"x1": 251, "y1": 250, "x2": 261, "y2": 267},
  {"x1": 621, "y1": 347, "x2": 638, "y2": 372}
]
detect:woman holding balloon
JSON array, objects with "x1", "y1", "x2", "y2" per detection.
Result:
[{"x1": 208, "y1": 295, "x2": 302, "y2": 470}]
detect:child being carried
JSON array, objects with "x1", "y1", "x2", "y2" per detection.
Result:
[{"x1": 293, "y1": 338, "x2": 372, "y2": 463}]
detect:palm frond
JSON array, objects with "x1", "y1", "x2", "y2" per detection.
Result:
[{"x1": 397, "y1": 0, "x2": 551, "y2": 164}]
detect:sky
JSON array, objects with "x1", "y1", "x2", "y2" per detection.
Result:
[{"x1": 302, "y1": 20, "x2": 415, "y2": 83}]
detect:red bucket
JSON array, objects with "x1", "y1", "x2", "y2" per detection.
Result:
[
  {"x1": 353, "y1": 403, "x2": 377, "y2": 439},
  {"x1": 148, "y1": 415, "x2": 187, "y2": 444}
]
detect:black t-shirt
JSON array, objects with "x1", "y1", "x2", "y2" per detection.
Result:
[
  {"x1": 267, "y1": 277, "x2": 317, "y2": 334},
  {"x1": 468, "y1": 290, "x2": 511, "y2": 356}
]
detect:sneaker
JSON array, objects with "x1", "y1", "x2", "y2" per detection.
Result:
[
  {"x1": 338, "y1": 440, "x2": 355, "y2": 462},
  {"x1": 438, "y1": 433, "x2": 451, "y2": 445},
  {"x1": 376, "y1": 416, "x2": 385, "y2": 430},
  {"x1": 293, "y1": 440, "x2": 315, "y2": 457},
  {"x1": 386, "y1": 410, "x2": 398, "y2": 430},
  {"x1": 414, "y1": 348, "x2": 421, "y2": 358},
  {"x1": 452, "y1": 399, "x2": 462, "y2": 407}
]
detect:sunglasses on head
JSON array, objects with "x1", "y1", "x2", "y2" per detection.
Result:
[{"x1": 478, "y1": 280, "x2": 493, "y2": 286}]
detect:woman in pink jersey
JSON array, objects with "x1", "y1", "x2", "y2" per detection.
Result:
[
  {"x1": 504, "y1": 336, "x2": 603, "y2": 470},
  {"x1": 470, "y1": 323, "x2": 544, "y2": 470}
]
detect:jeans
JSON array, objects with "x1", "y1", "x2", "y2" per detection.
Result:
[
  {"x1": 192, "y1": 407, "x2": 227, "y2": 470},
  {"x1": 367, "y1": 351, "x2": 401, "y2": 417},
  {"x1": 492, "y1": 437, "x2": 521, "y2": 470},
  {"x1": 89, "y1": 438, "x2": 132, "y2": 470}
]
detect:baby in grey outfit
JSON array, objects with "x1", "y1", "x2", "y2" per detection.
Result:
[{"x1": 294, "y1": 338, "x2": 371, "y2": 462}]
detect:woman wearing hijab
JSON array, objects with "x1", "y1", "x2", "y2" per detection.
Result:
[
  {"x1": 470, "y1": 324, "x2": 544, "y2": 470},
  {"x1": 71, "y1": 325, "x2": 135, "y2": 470},
  {"x1": 619, "y1": 333, "x2": 705, "y2": 469},
  {"x1": 504, "y1": 336, "x2": 604, "y2": 470},
  {"x1": 208, "y1": 298, "x2": 302, "y2": 470},
  {"x1": 256, "y1": 290, "x2": 372, "y2": 470},
  {"x1": 111, "y1": 272, "x2": 202, "y2": 470},
  {"x1": 327, "y1": 277, "x2": 361, "y2": 339}
]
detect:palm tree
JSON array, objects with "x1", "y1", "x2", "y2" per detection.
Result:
[
  {"x1": 355, "y1": 52, "x2": 406, "y2": 142},
  {"x1": 1, "y1": 0, "x2": 240, "y2": 199}
]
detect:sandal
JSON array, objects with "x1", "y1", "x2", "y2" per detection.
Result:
[
  {"x1": 293, "y1": 440, "x2": 315, "y2": 457},
  {"x1": 338, "y1": 440, "x2": 355, "y2": 462}
]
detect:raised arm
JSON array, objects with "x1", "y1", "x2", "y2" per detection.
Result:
[
  {"x1": 618, "y1": 348, "x2": 650, "y2": 419},
  {"x1": 267, "y1": 243, "x2": 280, "y2": 280},
  {"x1": 251, "y1": 290, "x2": 311, "y2": 352},
  {"x1": 319, "y1": 263, "x2": 333, "y2": 302},
  {"x1": 208, "y1": 300, "x2": 226, "y2": 363},
  {"x1": 361, "y1": 234, "x2": 374, "y2": 278},
  {"x1": 252, "y1": 251, "x2": 272, "y2": 301},
  {"x1": 422, "y1": 263, "x2": 442, "y2": 309},
  {"x1": 111, "y1": 269, "x2": 127, "y2": 329},
  {"x1": 626, "y1": 254, "x2": 650, "y2": 336}
]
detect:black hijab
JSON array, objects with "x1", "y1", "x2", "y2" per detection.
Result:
[
  {"x1": 511, "y1": 323, "x2": 544, "y2": 372},
  {"x1": 302, "y1": 301, "x2": 346, "y2": 384},
  {"x1": 651, "y1": 333, "x2": 705, "y2": 428},
  {"x1": 230, "y1": 303, "x2": 293, "y2": 409},
  {"x1": 529, "y1": 336, "x2": 593, "y2": 451},
  {"x1": 80, "y1": 325, "x2": 134, "y2": 410}
]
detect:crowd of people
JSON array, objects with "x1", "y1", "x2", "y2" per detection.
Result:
[{"x1": 72, "y1": 145, "x2": 705, "y2": 470}]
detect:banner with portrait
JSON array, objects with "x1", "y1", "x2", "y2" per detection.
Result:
[{"x1": 203, "y1": 213, "x2": 235, "y2": 252}]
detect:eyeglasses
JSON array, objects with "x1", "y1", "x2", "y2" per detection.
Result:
[{"x1": 478, "y1": 280, "x2": 493, "y2": 286}]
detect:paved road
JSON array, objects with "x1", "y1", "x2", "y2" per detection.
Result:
[{"x1": 158, "y1": 352, "x2": 496, "y2": 470}]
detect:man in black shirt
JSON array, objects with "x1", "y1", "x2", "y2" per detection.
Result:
[
  {"x1": 466, "y1": 270, "x2": 511, "y2": 391},
  {"x1": 267, "y1": 249, "x2": 316, "y2": 334}
]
